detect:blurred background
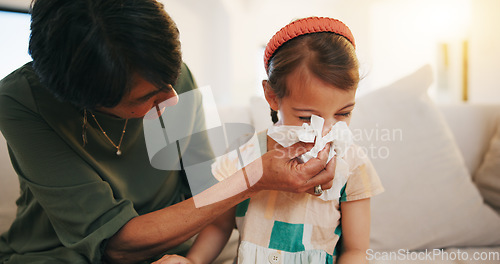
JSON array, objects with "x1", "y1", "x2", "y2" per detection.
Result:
[{"x1": 1, "y1": 0, "x2": 499, "y2": 107}]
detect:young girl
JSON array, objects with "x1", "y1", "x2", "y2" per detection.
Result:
[{"x1": 156, "y1": 17, "x2": 384, "y2": 264}]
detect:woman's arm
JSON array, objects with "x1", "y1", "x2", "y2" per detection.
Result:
[
  {"x1": 105, "y1": 189, "x2": 242, "y2": 264},
  {"x1": 151, "y1": 207, "x2": 235, "y2": 264},
  {"x1": 337, "y1": 198, "x2": 371, "y2": 264},
  {"x1": 105, "y1": 142, "x2": 335, "y2": 264}
]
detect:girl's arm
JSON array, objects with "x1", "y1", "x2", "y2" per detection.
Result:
[
  {"x1": 337, "y1": 198, "x2": 371, "y2": 264},
  {"x1": 186, "y1": 207, "x2": 237, "y2": 264}
]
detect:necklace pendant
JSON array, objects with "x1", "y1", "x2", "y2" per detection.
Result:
[{"x1": 88, "y1": 110, "x2": 128, "y2": 156}]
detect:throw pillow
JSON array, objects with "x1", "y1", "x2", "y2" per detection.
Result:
[
  {"x1": 349, "y1": 65, "x2": 500, "y2": 250},
  {"x1": 474, "y1": 120, "x2": 500, "y2": 215}
]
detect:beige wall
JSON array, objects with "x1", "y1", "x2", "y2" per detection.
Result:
[
  {"x1": 165, "y1": 0, "x2": 499, "y2": 106},
  {"x1": 164, "y1": 0, "x2": 374, "y2": 105},
  {"x1": 0, "y1": 0, "x2": 30, "y2": 10},
  {"x1": 469, "y1": 0, "x2": 500, "y2": 103}
]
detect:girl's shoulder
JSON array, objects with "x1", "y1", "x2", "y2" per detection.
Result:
[
  {"x1": 343, "y1": 143, "x2": 374, "y2": 171},
  {"x1": 341, "y1": 143, "x2": 385, "y2": 202},
  {"x1": 211, "y1": 130, "x2": 266, "y2": 181}
]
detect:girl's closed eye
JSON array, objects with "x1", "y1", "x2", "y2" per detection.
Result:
[
  {"x1": 336, "y1": 111, "x2": 352, "y2": 118},
  {"x1": 299, "y1": 116, "x2": 312, "y2": 121}
]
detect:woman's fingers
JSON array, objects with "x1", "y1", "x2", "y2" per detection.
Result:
[
  {"x1": 316, "y1": 142, "x2": 331, "y2": 162},
  {"x1": 152, "y1": 254, "x2": 193, "y2": 264},
  {"x1": 256, "y1": 139, "x2": 337, "y2": 195},
  {"x1": 303, "y1": 155, "x2": 337, "y2": 195},
  {"x1": 280, "y1": 141, "x2": 314, "y2": 160},
  {"x1": 294, "y1": 142, "x2": 331, "y2": 178}
]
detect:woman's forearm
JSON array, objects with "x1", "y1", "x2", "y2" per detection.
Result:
[{"x1": 104, "y1": 180, "x2": 251, "y2": 264}]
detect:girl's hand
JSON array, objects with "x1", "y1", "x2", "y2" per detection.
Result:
[
  {"x1": 152, "y1": 254, "x2": 193, "y2": 264},
  {"x1": 250, "y1": 141, "x2": 336, "y2": 195}
]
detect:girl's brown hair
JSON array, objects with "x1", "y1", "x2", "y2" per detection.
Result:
[{"x1": 266, "y1": 32, "x2": 359, "y2": 123}]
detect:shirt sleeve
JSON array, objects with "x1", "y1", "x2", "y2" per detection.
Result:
[{"x1": 341, "y1": 144, "x2": 385, "y2": 202}]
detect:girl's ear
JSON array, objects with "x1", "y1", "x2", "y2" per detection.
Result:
[{"x1": 262, "y1": 80, "x2": 279, "y2": 111}]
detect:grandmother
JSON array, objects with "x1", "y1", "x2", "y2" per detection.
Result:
[{"x1": 0, "y1": 0, "x2": 335, "y2": 263}]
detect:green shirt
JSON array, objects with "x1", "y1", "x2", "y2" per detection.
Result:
[{"x1": 0, "y1": 63, "x2": 214, "y2": 263}]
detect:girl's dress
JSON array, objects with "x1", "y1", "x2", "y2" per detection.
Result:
[{"x1": 212, "y1": 131, "x2": 384, "y2": 264}]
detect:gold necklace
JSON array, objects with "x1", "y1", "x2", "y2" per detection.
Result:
[{"x1": 84, "y1": 109, "x2": 128, "y2": 156}]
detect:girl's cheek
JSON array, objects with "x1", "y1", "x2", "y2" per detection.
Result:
[{"x1": 344, "y1": 117, "x2": 352, "y2": 126}]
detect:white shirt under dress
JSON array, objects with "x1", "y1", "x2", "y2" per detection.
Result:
[{"x1": 211, "y1": 131, "x2": 384, "y2": 264}]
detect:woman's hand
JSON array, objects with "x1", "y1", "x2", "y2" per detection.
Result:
[
  {"x1": 249, "y1": 141, "x2": 336, "y2": 195},
  {"x1": 152, "y1": 254, "x2": 193, "y2": 264}
]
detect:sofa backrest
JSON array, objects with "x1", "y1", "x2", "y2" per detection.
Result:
[{"x1": 1, "y1": 100, "x2": 499, "y2": 234}]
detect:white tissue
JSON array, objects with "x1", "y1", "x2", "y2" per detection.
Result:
[{"x1": 267, "y1": 115, "x2": 353, "y2": 201}]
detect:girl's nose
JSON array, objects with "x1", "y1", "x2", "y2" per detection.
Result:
[{"x1": 322, "y1": 119, "x2": 338, "y2": 137}]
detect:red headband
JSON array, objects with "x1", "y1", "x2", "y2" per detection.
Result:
[{"x1": 264, "y1": 17, "x2": 356, "y2": 72}]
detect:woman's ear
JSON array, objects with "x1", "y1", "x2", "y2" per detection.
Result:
[{"x1": 262, "y1": 80, "x2": 279, "y2": 111}]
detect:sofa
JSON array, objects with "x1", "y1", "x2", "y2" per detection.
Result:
[{"x1": 1, "y1": 65, "x2": 500, "y2": 263}]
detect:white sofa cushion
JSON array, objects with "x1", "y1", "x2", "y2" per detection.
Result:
[
  {"x1": 439, "y1": 104, "x2": 500, "y2": 175},
  {"x1": 474, "y1": 120, "x2": 500, "y2": 215},
  {"x1": 349, "y1": 65, "x2": 500, "y2": 250}
]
